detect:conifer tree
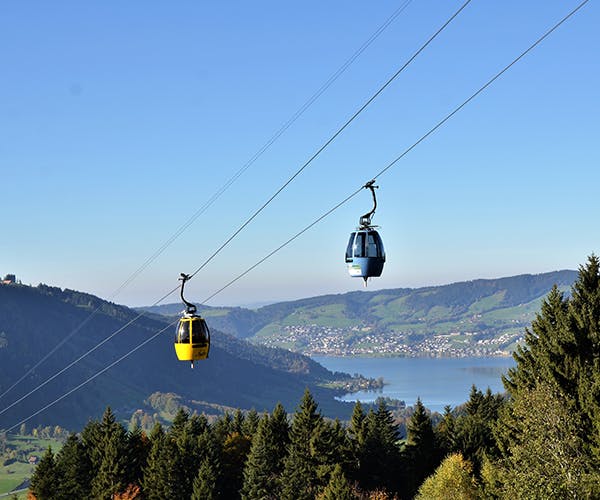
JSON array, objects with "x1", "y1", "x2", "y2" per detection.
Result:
[
  {"x1": 29, "y1": 446, "x2": 57, "y2": 500},
  {"x1": 212, "y1": 411, "x2": 233, "y2": 445},
  {"x1": 141, "y1": 423, "x2": 170, "y2": 499},
  {"x1": 403, "y1": 398, "x2": 439, "y2": 497},
  {"x1": 455, "y1": 387, "x2": 503, "y2": 473},
  {"x1": 268, "y1": 402, "x2": 290, "y2": 474},
  {"x1": 435, "y1": 405, "x2": 456, "y2": 457},
  {"x1": 353, "y1": 400, "x2": 401, "y2": 495},
  {"x1": 348, "y1": 400, "x2": 366, "y2": 447},
  {"x1": 319, "y1": 463, "x2": 356, "y2": 500},
  {"x1": 232, "y1": 409, "x2": 245, "y2": 434},
  {"x1": 241, "y1": 416, "x2": 277, "y2": 500},
  {"x1": 242, "y1": 402, "x2": 290, "y2": 499},
  {"x1": 242, "y1": 408, "x2": 260, "y2": 437},
  {"x1": 280, "y1": 389, "x2": 324, "y2": 500},
  {"x1": 54, "y1": 433, "x2": 92, "y2": 499},
  {"x1": 125, "y1": 424, "x2": 149, "y2": 488},
  {"x1": 90, "y1": 407, "x2": 130, "y2": 499},
  {"x1": 92, "y1": 427, "x2": 130, "y2": 499},
  {"x1": 170, "y1": 407, "x2": 189, "y2": 438},
  {"x1": 496, "y1": 256, "x2": 600, "y2": 495},
  {"x1": 187, "y1": 413, "x2": 209, "y2": 436},
  {"x1": 192, "y1": 457, "x2": 218, "y2": 500},
  {"x1": 220, "y1": 431, "x2": 252, "y2": 498}
]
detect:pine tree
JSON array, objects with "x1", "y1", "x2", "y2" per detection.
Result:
[
  {"x1": 29, "y1": 447, "x2": 57, "y2": 500},
  {"x1": 354, "y1": 400, "x2": 402, "y2": 495},
  {"x1": 125, "y1": 424, "x2": 149, "y2": 488},
  {"x1": 268, "y1": 402, "x2": 290, "y2": 475},
  {"x1": 455, "y1": 387, "x2": 503, "y2": 473},
  {"x1": 170, "y1": 407, "x2": 189, "y2": 437},
  {"x1": 192, "y1": 457, "x2": 218, "y2": 500},
  {"x1": 241, "y1": 416, "x2": 277, "y2": 500},
  {"x1": 212, "y1": 411, "x2": 233, "y2": 445},
  {"x1": 435, "y1": 405, "x2": 456, "y2": 457},
  {"x1": 496, "y1": 256, "x2": 600, "y2": 495},
  {"x1": 141, "y1": 423, "x2": 170, "y2": 500},
  {"x1": 403, "y1": 398, "x2": 439, "y2": 497},
  {"x1": 220, "y1": 431, "x2": 252, "y2": 498},
  {"x1": 90, "y1": 407, "x2": 130, "y2": 500},
  {"x1": 319, "y1": 463, "x2": 356, "y2": 500},
  {"x1": 241, "y1": 402, "x2": 290, "y2": 499},
  {"x1": 280, "y1": 389, "x2": 324, "y2": 500},
  {"x1": 242, "y1": 408, "x2": 260, "y2": 438},
  {"x1": 348, "y1": 400, "x2": 366, "y2": 446},
  {"x1": 54, "y1": 433, "x2": 93, "y2": 499},
  {"x1": 232, "y1": 409, "x2": 245, "y2": 434}
]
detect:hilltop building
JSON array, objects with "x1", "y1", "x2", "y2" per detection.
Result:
[{"x1": 2, "y1": 274, "x2": 16, "y2": 284}]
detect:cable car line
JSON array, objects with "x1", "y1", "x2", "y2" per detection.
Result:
[
  {"x1": 201, "y1": 187, "x2": 365, "y2": 305},
  {"x1": 0, "y1": 1, "x2": 414, "y2": 404},
  {"x1": 4, "y1": 0, "x2": 586, "y2": 430},
  {"x1": 182, "y1": 0, "x2": 594, "y2": 306},
  {"x1": 4, "y1": 322, "x2": 175, "y2": 433},
  {"x1": 2, "y1": 0, "x2": 468, "y2": 420},
  {"x1": 0, "y1": 284, "x2": 180, "y2": 419},
  {"x1": 369, "y1": 0, "x2": 592, "y2": 185},
  {"x1": 185, "y1": 0, "x2": 472, "y2": 282}
]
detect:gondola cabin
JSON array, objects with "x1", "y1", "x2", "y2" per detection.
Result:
[
  {"x1": 345, "y1": 228, "x2": 385, "y2": 284},
  {"x1": 174, "y1": 314, "x2": 210, "y2": 368}
]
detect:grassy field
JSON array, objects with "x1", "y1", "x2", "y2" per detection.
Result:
[{"x1": 0, "y1": 435, "x2": 63, "y2": 497}]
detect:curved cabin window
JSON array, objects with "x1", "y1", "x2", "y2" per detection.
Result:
[
  {"x1": 345, "y1": 233, "x2": 356, "y2": 262},
  {"x1": 367, "y1": 231, "x2": 384, "y2": 257},
  {"x1": 176, "y1": 321, "x2": 191, "y2": 343},
  {"x1": 354, "y1": 232, "x2": 366, "y2": 258},
  {"x1": 192, "y1": 319, "x2": 209, "y2": 345}
]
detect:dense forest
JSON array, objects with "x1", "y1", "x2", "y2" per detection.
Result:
[{"x1": 27, "y1": 257, "x2": 600, "y2": 498}]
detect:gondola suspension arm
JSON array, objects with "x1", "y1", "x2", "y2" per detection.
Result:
[{"x1": 359, "y1": 180, "x2": 378, "y2": 228}]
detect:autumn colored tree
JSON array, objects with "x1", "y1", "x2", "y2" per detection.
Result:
[{"x1": 415, "y1": 453, "x2": 479, "y2": 500}]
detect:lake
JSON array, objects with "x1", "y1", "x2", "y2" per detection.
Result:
[{"x1": 312, "y1": 356, "x2": 516, "y2": 413}]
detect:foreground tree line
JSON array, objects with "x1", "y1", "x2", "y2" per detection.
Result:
[{"x1": 29, "y1": 256, "x2": 600, "y2": 499}]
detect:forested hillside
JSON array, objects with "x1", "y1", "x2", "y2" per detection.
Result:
[
  {"x1": 0, "y1": 284, "x2": 372, "y2": 431},
  {"x1": 145, "y1": 270, "x2": 577, "y2": 356},
  {"x1": 26, "y1": 257, "x2": 600, "y2": 499}
]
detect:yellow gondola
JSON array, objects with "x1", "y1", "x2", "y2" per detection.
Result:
[{"x1": 174, "y1": 273, "x2": 210, "y2": 368}]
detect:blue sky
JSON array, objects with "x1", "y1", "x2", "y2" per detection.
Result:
[{"x1": 1, "y1": 1, "x2": 598, "y2": 308}]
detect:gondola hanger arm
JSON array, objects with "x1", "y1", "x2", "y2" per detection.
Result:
[
  {"x1": 360, "y1": 179, "x2": 378, "y2": 228},
  {"x1": 179, "y1": 273, "x2": 197, "y2": 315}
]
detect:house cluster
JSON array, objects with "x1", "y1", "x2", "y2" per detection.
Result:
[{"x1": 257, "y1": 323, "x2": 517, "y2": 357}]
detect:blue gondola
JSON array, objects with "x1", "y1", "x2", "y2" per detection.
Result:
[{"x1": 345, "y1": 180, "x2": 386, "y2": 286}]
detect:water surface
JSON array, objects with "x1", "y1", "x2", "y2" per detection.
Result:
[{"x1": 313, "y1": 356, "x2": 515, "y2": 413}]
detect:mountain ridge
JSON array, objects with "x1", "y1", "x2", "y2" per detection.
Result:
[{"x1": 142, "y1": 270, "x2": 578, "y2": 356}]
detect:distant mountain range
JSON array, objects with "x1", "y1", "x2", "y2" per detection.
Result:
[
  {"x1": 143, "y1": 270, "x2": 578, "y2": 357},
  {"x1": 0, "y1": 283, "x2": 367, "y2": 431}
]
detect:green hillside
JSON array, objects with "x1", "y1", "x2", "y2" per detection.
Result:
[
  {"x1": 0, "y1": 283, "x2": 372, "y2": 431},
  {"x1": 145, "y1": 270, "x2": 577, "y2": 356}
]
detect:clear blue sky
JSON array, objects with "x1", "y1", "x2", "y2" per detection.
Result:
[{"x1": 1, "y1": 1, "x2": 598, "y2": 308}]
